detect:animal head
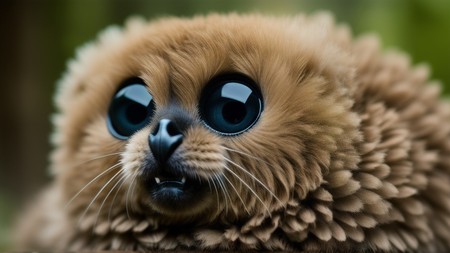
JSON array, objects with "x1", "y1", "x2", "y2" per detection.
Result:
[{"x1": 52, "y1": 13, "x2": 361, "y2": 227}]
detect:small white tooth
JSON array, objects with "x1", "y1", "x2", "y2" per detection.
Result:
[
  {"x1": 155, "y1": 177, "x2": 161, "y2": 184},
  {"x1": 181, "y1": 177, "x2": 186, "y2": 184}
]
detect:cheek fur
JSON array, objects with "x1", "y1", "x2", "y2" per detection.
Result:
[
  {"x1": 224, "y1": 145, "x2": 294, "y2": 213},
  {"x1": 121, "y1": 129, "x2": 151, "y2": 179},
  {"x1": 179, "y1": 127, "x2": 227, "y2": 178},
  {"x1": 59, "y1": 118, "x2": 125, "y2": 217}
]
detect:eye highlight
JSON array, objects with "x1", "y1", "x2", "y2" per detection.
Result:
[
  {"x1": 199, "y1": 74, "x2": 263, "y2": 135},
  {"x1": 107, "y1": 78, "x2": 155, "y2": 140}
]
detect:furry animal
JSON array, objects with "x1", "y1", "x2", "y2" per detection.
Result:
[{"x1": 15, "y1": 13, "x2": 450, "y2": 252}]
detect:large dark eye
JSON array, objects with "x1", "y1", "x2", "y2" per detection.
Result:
[
  {"x1": 107, "y1": 78, "x2": 155, "y2": 140},
  {"x1": 199, "y1": 74, "x2": 263, "y2": 135}
]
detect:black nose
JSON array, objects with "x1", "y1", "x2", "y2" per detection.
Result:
[{"x1": 149, "y1": 119, "x2": 183, "y2": 163}]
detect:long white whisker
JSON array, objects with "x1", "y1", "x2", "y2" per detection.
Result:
[
  {"x1": 224, "y1": 147, "x2": 285, "y2": 204},
  {"x1": 126, "y1": 170, "x2": 140, "y2": 219},
  {"x1": 223, "y1": 147, "x2": 273, "y2": 167},
  {"x1": 130, "y1": 170, "x2": 141, "y2": 212},
  {"x1": 223, "y1": 156, "x2": 285, "y2": 208},
  {"x1": 209, "y1": 176, "x2": 220, "y2": 212},
  {"x1": 219, "y1": 175, "x2": 232, "y2": 206},
  {"x1": 65, "y1": 162, "x2": 123, "y2": 210},
  {"x1": 94, "y1": 171, "x2": 129, "y2": 230},
  {"x1": 70, "y1": 152, "x2": 123, "y2": 169},
  {"x1": 222, "y1": 173, "x2": 250, "y2": 215},
  {"x1": 214, "y1": 174, "x2": 229, "y2": 214},
  {"x1": 108, "y1": 172, "x2": 130, "y2": 221},
  {"x1": 78, "y1": 166, "x2": 123, "y2": 226},
  {"x1": 223, "y1": 165, "x2": 271, "y2": 216}
]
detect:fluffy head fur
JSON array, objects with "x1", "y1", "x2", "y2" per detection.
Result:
[{"x1": 16, "y1": 13, "x2": 450, "y2": 252}]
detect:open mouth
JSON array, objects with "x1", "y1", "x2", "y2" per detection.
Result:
[
  {"x1": 144, "y1": 169, "x2": 208, "y2": 210},
  {"x1": 154, "y1": 175, "x2": 186, "y2": 188},
  {"x1": 149, "y1": 172, "x2": 191, "y2": 192}
]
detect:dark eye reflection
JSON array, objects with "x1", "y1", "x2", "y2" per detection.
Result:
[
  {"x1": 107, "y1": 78, "x2": 155, "y2": 140},
  {"x1": 199, "y1": 74, "x2": 263, "y2": 135}
]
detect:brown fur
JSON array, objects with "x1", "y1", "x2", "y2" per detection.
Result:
[{"x1": 15, "y1": 13, "x2": 450, "y2": 252}]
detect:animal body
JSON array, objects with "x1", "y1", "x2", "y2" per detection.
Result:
[{"x1": 15, "y1": 13, "x2": 450, "y2": 252}]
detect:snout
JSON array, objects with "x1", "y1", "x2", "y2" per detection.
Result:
[{"x1": 143, "y1": 118, "x2": 210, "y2": 211}]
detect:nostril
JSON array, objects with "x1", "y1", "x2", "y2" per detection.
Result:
[
  {"x1": 149, "y1": 119, "x2": 183, "y2": 163},
  {"x1": 167, "y1": 121, "x2": 181, "y2": 136},
  {"x1": 151, "y1": 120, "x2": 181, "y2": 137}
]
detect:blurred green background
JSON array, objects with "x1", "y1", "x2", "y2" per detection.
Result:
[{"x1": 1, "y1": 0, "x2": 450, "y2": 250}]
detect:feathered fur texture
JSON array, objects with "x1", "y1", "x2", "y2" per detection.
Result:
[{"x1": 15, "y1": 13, "x2": 450, "y2": 252}]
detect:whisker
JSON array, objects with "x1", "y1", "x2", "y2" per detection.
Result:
[
  {"x1": 206, "y1": 177, "x2": 212, "y2": 192},
  {"x1": 223, "y1": 147, "x2": 273, "y2": 168},
  {"x1": 219, "y1": 174, "x2": 233, "y2": 208},
  {"x1": 93, "y1": 171, "x2": 129, "y2": 230},
  {"x1": 126, "y1": 170, "x2": 140, "y2": 219},
  {"x1": 223, "y1": 165, "x2": 272, "y2": 216},
  {"x1": 214, "y1": 174, "x2": 229, "y2": 214},
  {"x1": 70, "y1": 152, "x2": 123, "y2": 169},
  {"x1": 108, "y1": 172, "x2": 130, "y2": 221},
  {"x1": 223, "y1": 156, "x2": 285, "y2": 208},
  {"x1": 222, "y1": 173, "x2": 250, "y2": 215},
  {"x1": 78, "y1": 166, "x2": 123, "y2": 226},
  {"x1": 214, "y1": 175, "x2": 228, "y2": 212},
  {"x1": 209, "y1": 176, "x2": 220, "y2": 213},
  {"x1": 65, "y1": 161, "x2": 123, "y2": 210},
  {"x1": 130, "y1": 170, "x2": 141, "y2": 211},
  {"x1": 224, "y1": 147, "x2": 283, "y2": 203}
]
